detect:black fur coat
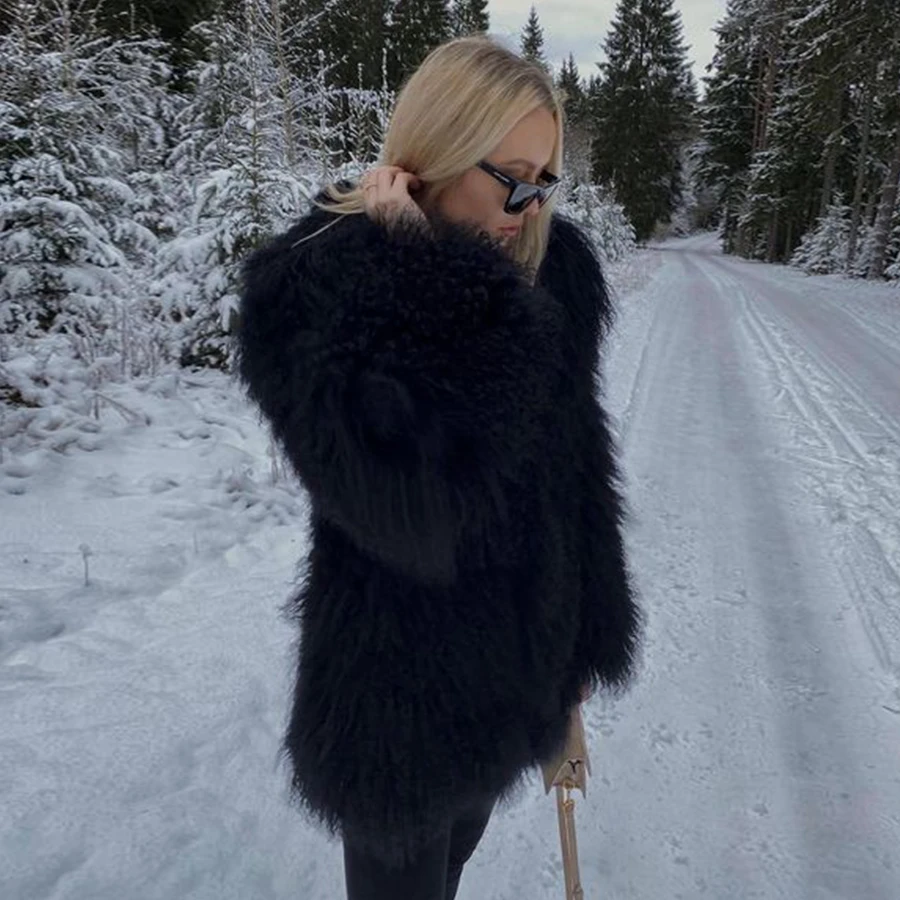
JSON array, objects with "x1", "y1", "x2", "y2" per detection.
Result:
[{"x1": 235, "y1": 201, "x2": 640, "y2": 867}]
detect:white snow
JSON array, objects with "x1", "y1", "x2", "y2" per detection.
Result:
[{"x1": 2, "y1": 234, "x2": 899, "y2": 899}]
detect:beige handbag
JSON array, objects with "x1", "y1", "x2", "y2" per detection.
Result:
[{"x1": 541, "y1": 705, "x2": 591, "y2": 900}]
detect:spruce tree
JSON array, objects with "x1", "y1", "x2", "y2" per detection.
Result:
[
  {"x1": 699, "y1": 0, "x2": 900, "y2": 270},
  {"x1": 557, "y1": 54, "x2": 591, "y2": 183},
  {"x1": 387, "y1": 0, "x2": 452, "y2": 91},
  {"x1": 738, "y1": 0, "x2": 866, "y2": 261},
  {"x1": 520, "y1": 6, "x2": 549, "y2": 73},
  {"x1": 0, "y1": 0, "x2": 172, "y2": 343},
  {"x1": 557, "y1": 54, "x2": 584, "y2": 121},
  {"x1": 591, "y1": 0, "x2": 697, "y2": 241},
  {"x1": 450, "y1": 0, "x2": 488, "y2": 37},
  {"x1": 297, "y1": 0, "x2": 390, "y2": 91},
  {"x1": 293, "y1": 0, "x2": 392, "y2": 165},
  {"x1": 157, "y1": 0, "x2": 318, "y2": 368},
  {"x1": 867, "y1": 124, "x2": 900, "y2": 279},
  {"x1": 697, "y1": 0, "x2": 757, "y2": 252},
  {"x1": 790, "y1": 198, "x2": 852, "y2": 274},
  {"x1": 88, "y1": 0, "x2": 229, "y2": 90},
  {"x1": 864, "y1": 12, "x2": 900, "y2": 278}
]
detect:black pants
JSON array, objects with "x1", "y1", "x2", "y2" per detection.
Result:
[{"x1": 342, "y1": 794, "x2": 496, "y2": 900}]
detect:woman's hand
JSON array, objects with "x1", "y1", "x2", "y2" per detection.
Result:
[{"x1": 361, "y1": 165, "x2": 428, "y2": 230}]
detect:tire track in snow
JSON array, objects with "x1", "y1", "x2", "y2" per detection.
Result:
[
  {"x1": 678, "y1": 251, "x2": 900, "y2": 896},
  {"x1": 581, "y1": 242, "x2": 900, "y2": 898},
  {"x1": 607, "y1": 248, "x2": 878, "y2": 897},
  {"x1": 715, "y1": 253, "x2": 900, "y2": 362},
  {"x1": 711, "y1": 255, "x2": 900, "y2": 445},
  {"x1": 698, "y1": 254, "x2": 900, "y2": 701}
]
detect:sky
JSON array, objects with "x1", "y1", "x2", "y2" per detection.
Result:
[{"x1": 488, "y1": 0, "x2": 727, "y2": 90}]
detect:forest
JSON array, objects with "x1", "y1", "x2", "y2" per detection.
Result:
[{"x1": 1, "y1": 0, "x2": 898, "y2": 423}]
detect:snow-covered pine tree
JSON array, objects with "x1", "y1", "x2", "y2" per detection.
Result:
[
  {"x1": 296, "y1": 0, "x2": 390, "y2": 92},
  {"x1": 789, "y1": 197, "x2": 851, "y2": 275},
  {"x1": 701, "y1": 0, "x2": 900, "y2": 271},
  {"x1": 667, "y1": 143, "x2": 708, "y2": 236},
  {"x1": 303, "y1": 48, "x2": 352, "y2": 179},
  {"x1": 90, "y1": 0, "x2": 228, "y2": 91},
  {"x1": 559, "y1": 183, "x2": 636, "y2": 264},
  {"x1": 753, "y1": 0, "x2": 884, "y2": 263},
  {"x1": 0, "y1": 0, "x2": 172, "y2": 381},
  {"x1": 883, "y1": 216, "x2": 900, "y2": 282},
  {"x1": 846, "y1": 54, "x2": 880, "y2": 271},
  {"x1": 864, "y1": 13, "x2": 900, "y2": 280},
  {"x1": 591, "y1": 0, "x2": 697, "y2": 242},
  {"x1": 866, "y1": 124, "x2": 900, "y2": 280},
  {"x1": 387, "y1": 0, "x2": 452, "y2": 91},
  {"x1": 697, "y1": 0, "x2": 758, "y2": 252},
  {"x1": 450, "y1": 0, "x2": 488, "y2": 37},
  {"x1": 556, "y1": 54, "x2": 591, "y2": 184},
  {"x1": 344, "y1": 0, "x2": 392, "y2": 91},
  {"x1": 340, "y1": 76, "x2": 396, "y2": 172},
  {"x1": 717, "y1": 0, "x2": 822, "y2": 260},
  {"x1": 555, "y1": 56, "x2": 639, "y2": 258},
  {"x1": 290, "y1": 0, "x2": 394, "y2": 165},
  {"x1": 520, "y1": 5, "x2": 549, "y2": 73},
  {"x1": 584, "y1": 71, "x2": 602, "y2": 114},
  {"x1": 154, "y1": 0, "x2": 318, "y2": 369}
]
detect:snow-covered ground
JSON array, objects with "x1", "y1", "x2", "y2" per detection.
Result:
[{"x1": 2, "y1": 234, "x2": 899, "y2": 899}]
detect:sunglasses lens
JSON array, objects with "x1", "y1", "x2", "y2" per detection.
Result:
[
  {"x1": 507, "y1": 184, "x2": 541, "y2": 214},
  {"x1": 537, "y1": 180, "x2": 559, "y2": 206}
]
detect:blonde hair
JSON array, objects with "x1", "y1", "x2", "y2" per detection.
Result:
[{"x1": 312, "y1": 36, "x2": 564, "y2": 275}]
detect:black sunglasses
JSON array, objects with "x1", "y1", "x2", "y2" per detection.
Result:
[{"x1": 477, "y1": 160, "x2": 560, "y2": 214}]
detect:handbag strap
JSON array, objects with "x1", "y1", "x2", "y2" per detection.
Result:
[{"x1": 556, "y1": 783, "x2": 585, "y2": 900}]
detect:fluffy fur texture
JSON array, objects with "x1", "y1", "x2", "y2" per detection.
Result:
[{"x1": 235, "y1": 202, "x2": 641, "y2": 868}]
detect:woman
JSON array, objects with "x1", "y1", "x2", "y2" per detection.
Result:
[{"x1": 236, "y1": 36, "x2": 640, "y2": 900}]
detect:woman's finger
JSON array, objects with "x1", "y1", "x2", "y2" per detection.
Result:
[
  {"x1": 363, "y1": 169, "x2": 393, "y2": 222},
  {"x1": 387, "y1": 172, "x2": 423, "y2": 207},
  {"x1": 392, "y1": 172, "x2": 422, "y2": 194},
  {"x1": 361, "y1": 166, "x2": 424, "y2": 227},
  {"x1": 376, "y1": 167, "x2": 395, "y2": 196},
  {"x1": 362, "y1": 166, "x2": 415, "y2": 194},
  {"x1": 361, "y1": 171, "x2": 379, "y2": 216}
]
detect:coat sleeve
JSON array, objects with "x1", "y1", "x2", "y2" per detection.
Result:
[
  {"x1": 540, "y1": 216, "x2": 640, "y2": 689},
  {"x1": 574, "y1": 396, "x2": 641, "y2": 690},
  {"x1": 539, "y1": 215, "x2": 615, "y2": 380},
  {"x1": 234, "y1": 211, "x2": 562, "y2": 586}
]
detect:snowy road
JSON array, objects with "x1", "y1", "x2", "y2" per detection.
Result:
[
  {"x1": 1, "y1": 236, "x2": 899, "y2": 899},
  {"x1": 582, "y1": 236, "x2": 900, "y2": 899}
]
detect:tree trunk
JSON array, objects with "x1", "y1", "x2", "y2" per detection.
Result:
[
  {"x1": 273, "y1": 0, "x2": 298, "y2": 170},
  {"x1": 767, "y1": 202, "x2": 780, "y2": 262},
  {"x1": 752, "y1": 51, "x2": 767, "y2": 154},
  {"x1": 847, "y1": 71, "x2": 876, "y2": 268},
  {"x1": 755, "y1": 0, "x2": 786, "y2": 153},
  {"x1": 864, "y1": 176, "x2": 879, "y2": 225},
  {"x1": 819, "y1": 93, "x2": 845, "y2": 218},
  {"x1": 867, "y1": 125, "x2": 900, "y2": 280}
]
